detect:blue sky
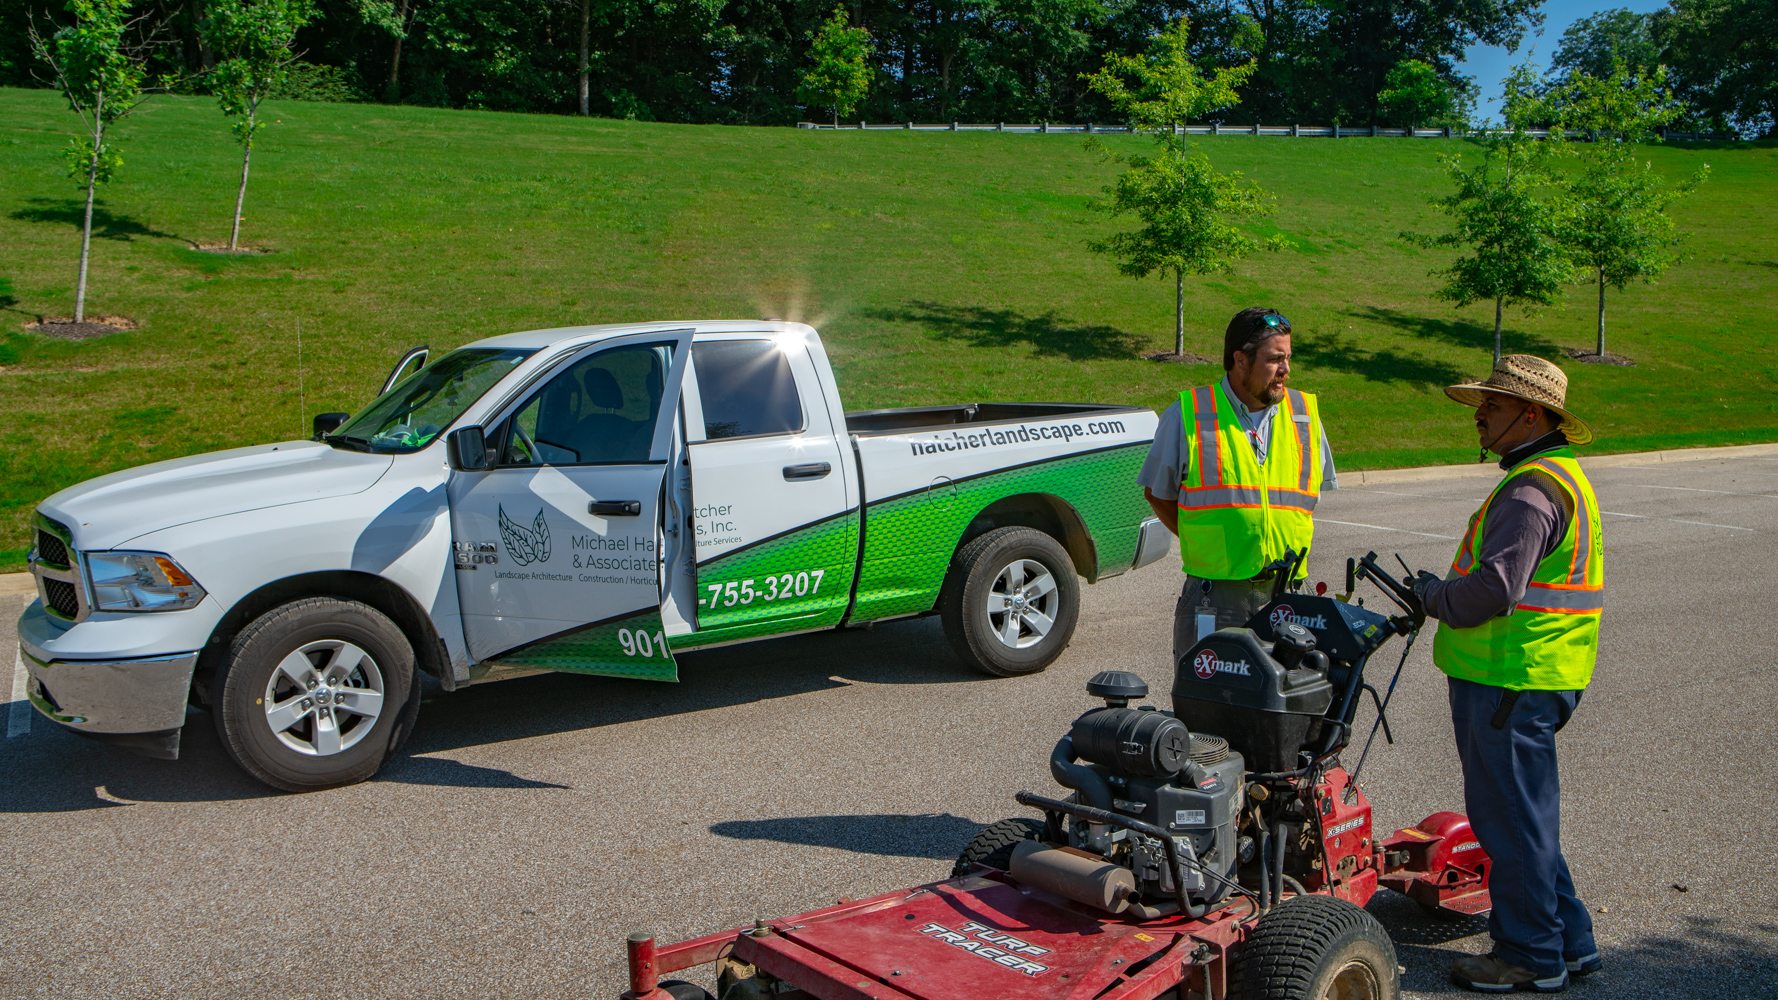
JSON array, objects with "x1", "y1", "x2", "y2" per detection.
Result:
[{"x1": 1462, "y1": 0, "x2": 1668, "y2": 119}]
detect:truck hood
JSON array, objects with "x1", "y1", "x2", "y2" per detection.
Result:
[{"x1": 40, "y1": 441, "x2": 395, "y2": 551}]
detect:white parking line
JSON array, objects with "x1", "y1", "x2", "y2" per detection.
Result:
[
  {"x1": 1350, "y1": 489, "x2": 1488, "y2": 502},
  {"x1": 1636, "y1": 484, "x2": 1778, "y2": 498},
  {"x1": 1317, "y1": 519, "x2": 1458, "y2": 540},
  {"x1": 1601, "y1": 511, "x2": 1755, "y2": 531},
  {"x1": 9, "y1": 647, "x2": 32, "y2": 737}
]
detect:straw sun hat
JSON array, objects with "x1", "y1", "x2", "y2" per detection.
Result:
[{"x1": 1444, "y1": 354, "x2": 1595, "y2": 446}]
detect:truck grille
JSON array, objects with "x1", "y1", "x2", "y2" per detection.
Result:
[
  {"x1": 43, "y1": 577, "x2": 80, "y2": 618},
  {"x1": 36, "y1": 526, "x2": 70, "y2": 567}
]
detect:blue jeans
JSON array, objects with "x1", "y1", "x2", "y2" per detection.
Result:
[{"x1": 1447, "y1": 677, "x2": 1596, "y2": 977}]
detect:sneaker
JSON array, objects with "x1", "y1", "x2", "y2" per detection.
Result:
[
  {"x1": 1564, "y1": 952, "x2": 1603, "y2": 977},
  {"x1": 1451, "y1": 953, "x2": 1570, "y2": 993}
]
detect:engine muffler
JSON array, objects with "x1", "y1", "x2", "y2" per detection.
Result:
[{"x1": 1009, "y1": 840, "x2": 1136, "y2": 914}]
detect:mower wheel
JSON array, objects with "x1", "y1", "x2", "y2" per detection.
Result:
[
  {"x1": 656, "y1": 981, "x2": 715, "y2": 1000},
  {"x1": 1231, "y1": 894, "x2": 1400, "y2": 1000},
  {"x1": 940, "y1": 526, "x2": 1080, "y2": 677},
  {"x1": 951, "y1": 817, "x2": 1046, "y2": 878}
]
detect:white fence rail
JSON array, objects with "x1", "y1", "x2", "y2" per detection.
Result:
[{"x1": 795, "y1": 121, "x2": 1741, "y2": 141}]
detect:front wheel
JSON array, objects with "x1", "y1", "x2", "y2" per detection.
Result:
[
  {"x1": 212, "y1": 597, "x2": 416, "y2": 792},
  {"x1": 940, "y1": 527, "x2": 1080, "y2": 677},
  {"x1": 951, "y1": 817, "x2": 1046, "y2": 877},
  {"x1": 1231, "y1": 894, "x2": 1400, "y2": 1000}
]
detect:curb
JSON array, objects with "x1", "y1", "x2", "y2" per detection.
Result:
[{"x1": 2, "y1": 440, "x2": 1772, "y2": 596}]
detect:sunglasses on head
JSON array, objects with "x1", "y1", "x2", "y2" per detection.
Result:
[{"x1": 1261, "y1": 313, "x2": 1290, "y2": 329}]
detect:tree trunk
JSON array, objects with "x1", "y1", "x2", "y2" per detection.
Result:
[
  {"x1": 75, "y1": 104, "x2": 104, "y2": 325},
  {"x1": 577, "y1": 0, "x2": 590, "y2": 116},
  {"x1": 1174, "y1": 268, "x2": 1185, "y2": 357},
  {"x1": 1493, "y1": 296, "x2": 1503, "y2": 364},
  {"x1": 1595, "y1": 268, "x2": 1606, "y2": 357},
  {"x1": 230, "y1": 116, "x2": 254, "y2": 252},
  {"x1": 385, "y1": 0, "x2": 411, "y2": 103}
]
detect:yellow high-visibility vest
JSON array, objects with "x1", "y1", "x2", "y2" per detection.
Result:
[
  {"x1": 1432, "y1": 450, "x2": 1604, "y2": 690},
  {"x1": 1177, "y1": 382, "x2": 1323, "y2": 580}
]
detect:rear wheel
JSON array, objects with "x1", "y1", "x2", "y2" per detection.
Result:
[
  {"x1": 1231, "y1": 894, "x2": 1400, "y2": 1000},
  {"x1": 951, "y1": 817, "x2": 1047, "y2": 877},
  {"x1": 940, "y1": 527, "x2": 1080, "y2": 677},
  {"x1": 213, "y1": 597, "x2": 415, "y2": 792}
]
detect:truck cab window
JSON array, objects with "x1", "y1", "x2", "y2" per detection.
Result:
[
  {"x1": 504, "y1": 343, "x2": 671, "y2": 465},
  {"x1": 693, "y1": 340, "x2": 804, "y2": 439}
]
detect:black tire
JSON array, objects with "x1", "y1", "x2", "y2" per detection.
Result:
[
  {"x1": 940, "y1": 526, "x2": 1080, "y2": 677},
  {"x1": 212, "y1": 597, "x2": 416, "y2": 792},
  {"x1": 1231, "y1": 894, "x2": 1400, "y2": 1000},
  {"x1": 657, "y1": 982, "x2": 715, "y2": 1000},
  {"x1": 951, "y1": 817, "x2": 1047, "y2": 877}
]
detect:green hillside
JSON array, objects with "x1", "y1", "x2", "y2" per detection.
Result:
[{"x1": 2, "y1": 87, "x2": 1775, "y2": 571}]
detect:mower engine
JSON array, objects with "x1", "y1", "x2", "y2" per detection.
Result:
[{"x1": 1025, "y1": 671, "x2": 1246, "y2": 916}]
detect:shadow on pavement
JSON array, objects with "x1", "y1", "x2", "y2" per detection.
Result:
[
  {"x1": 709, "y1": 813, "x2": 984, "y2": 860},
  {"x1": 1, "y1": 617, "x2": 975, "y2": 811},
  {"x1": 1369, "y1": 889, "x2": 1778, "y2": 998}
]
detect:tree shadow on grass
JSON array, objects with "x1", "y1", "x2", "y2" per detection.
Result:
[
  {"x1": 1344, "y1": 306, "x2": 1562, "y2": 360},
  {"x1": 866, "y1": 300, "x2": 1147, "y2": 361},
  {"x1": 1293, "y1": 330, "x2": 1472, "y2": 389},
  {"x1": 10, "y1": 197, "x2": 182, "y2": 243}
]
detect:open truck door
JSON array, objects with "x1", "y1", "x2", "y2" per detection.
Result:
[
  {"x1": 447, "y1": 329, "x2": 693, "y2": 681},
  {"x1": 680, "y1": 334, "x2": 858, "y2": 644}
]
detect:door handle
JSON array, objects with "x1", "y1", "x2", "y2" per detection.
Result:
[
  {"x1": 589, "y1": 500, "x2": 642, "y2": 516},
  {"x1": 783, "y1": 462, "x2": 832, "y2": 481}
]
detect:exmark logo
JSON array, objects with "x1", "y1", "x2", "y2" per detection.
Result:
[
  {"x1": 1194, "y1": 649, "x2": 1252, "y2": 680},
  {"x1": 1270, "y1": 605, "x2": 1329, "y2": 631}
]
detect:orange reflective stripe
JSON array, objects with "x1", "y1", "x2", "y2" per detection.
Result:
[
  {"x1": 1527, "y1": 459, "x2": 1594, "y2": 585},
  {"x1": 1517, "y1": 581, "x2": 1605, "y2": 614},
  {"x1": 1191, "y1": 386, "x2": 1222, "y2": 488},
  {"x1": 1287, "y1": 389, "x2": 1312, "y2": 492}
]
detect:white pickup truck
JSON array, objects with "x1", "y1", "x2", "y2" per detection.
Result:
[{"x1": 21, "y1": 321, "x2": 1165, "y2": 790}]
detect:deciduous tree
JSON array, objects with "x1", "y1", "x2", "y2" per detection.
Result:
[
  {"x1": 28, "y1": 0, "x2": 170, "y2": 324},
  {"x1": 1084, "y1": 18, "x2": 1280, "y2": 358},
  {"x1": 797, "y1": 6, "x2": 871, "y2": 126},
  {"x1": 1403, "y1": 66, "x2": 1571, "y2": 362},
  {"x1": 205, "y1": 0, "x2": 316, "y2": 252},
  {"x1": 1552, "y1": 59, "x2": 1706, "y2": 357},
  {"x1": 1376, "y1": 58, "x2": 1470, "y2": 130}
]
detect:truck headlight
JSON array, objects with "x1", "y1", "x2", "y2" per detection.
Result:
[{"x1": 85, "y1": 552, "x2": 207, "y2": 612}]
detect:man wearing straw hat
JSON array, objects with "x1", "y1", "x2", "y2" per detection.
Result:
[{"x1": 1411, "y1": 355, "x2": 1604, "y2": 994}]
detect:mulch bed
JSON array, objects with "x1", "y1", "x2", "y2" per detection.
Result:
[
  {"x1": 1142, "y1": 350, "x2": 1218, "y2": 365},
  {"x1": 23, "y1": 315, "x2": 138, "y2": 340},
  {"x1": 1562, "y1": 347, "x2": 1636, "y2": 367}
]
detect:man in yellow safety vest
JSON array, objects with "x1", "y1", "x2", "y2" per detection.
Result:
[
  {"x1": 1138, "y1": 308, "x2": 1337, "y2": 664},
  {"x1": 1410, "y1": 355, "x2": 1604, "y2": 994}
]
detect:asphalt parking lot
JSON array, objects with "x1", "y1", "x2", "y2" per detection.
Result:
[{"x1": 3, "y1": 455, "x2": 1775, "y2": 1000}]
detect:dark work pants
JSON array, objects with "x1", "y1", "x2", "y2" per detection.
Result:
[
  {"x1": 1447, "y1": 677, "x2": 1595, "y2": 977},
  {"x1": 1171, "y1": 576, "x2": 1273, "y2": 665}
]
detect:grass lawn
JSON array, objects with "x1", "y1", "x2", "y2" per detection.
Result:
[{"x1": 2, "y1": 87, "x2": 1775, "y2": 572}]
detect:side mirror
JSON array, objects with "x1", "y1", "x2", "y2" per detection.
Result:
[
  {"x1": 382, "y1": 345, "x2": 429, "y2": 395},
  {"x1": 447, "y1": 426, "x2": 490, "y2": 471},
  {"x1": 312, "y1": 412, "x2": 349, "y2": 440}
]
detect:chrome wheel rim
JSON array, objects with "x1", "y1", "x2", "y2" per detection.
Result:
[
  {"x1": 1320, "y1": 959, "x2": 1383, "y2": 1000},
  {"x1": 263, "y1": 640, "x2": 386, "y2": 756},
  {"x1": 984, "y1": 558, "x2": 1059, "y2": 650}
]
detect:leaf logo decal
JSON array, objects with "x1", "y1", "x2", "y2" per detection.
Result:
[{"x1": 499, "y1": 505, "x2": 552, "y2": 566}]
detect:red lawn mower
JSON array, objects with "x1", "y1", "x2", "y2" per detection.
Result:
[{"x1": 619, "y1": 551, "x2": 1491, "y2": 1000}]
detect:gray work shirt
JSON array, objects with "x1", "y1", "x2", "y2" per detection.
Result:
[{"x1": 1138, "y1": 376, "x2": 1339, "y2": 502}]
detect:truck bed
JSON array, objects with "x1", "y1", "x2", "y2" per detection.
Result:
[{"x1": 843, "y1": 402, "x2": 1150, "y2": 435}]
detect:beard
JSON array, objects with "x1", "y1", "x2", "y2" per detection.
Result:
[{"x1": 1247, "y1": 374, "x2": 1286, "y2": 407}]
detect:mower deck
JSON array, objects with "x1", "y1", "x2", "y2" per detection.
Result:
[{"x1": 622, "y1": 813, "x2": 1490, "y2": 1000}]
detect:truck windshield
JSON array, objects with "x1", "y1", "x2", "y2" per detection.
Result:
[{"x1": 329, "y1": 347, "x2": 537, "y2": 453}]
